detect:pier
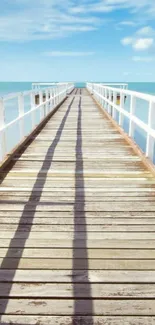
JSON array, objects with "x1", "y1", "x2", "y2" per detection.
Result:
[{"x1": 0, "y1": 83, "x2": 155, "y2": 324}]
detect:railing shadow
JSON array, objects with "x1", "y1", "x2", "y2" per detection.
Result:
[
  {"x1": 72, "y1": 89, "x2": 94, "y2": 324},
  {"x1": 0, "y1": 93, "x2": 76, "y2": 321}
]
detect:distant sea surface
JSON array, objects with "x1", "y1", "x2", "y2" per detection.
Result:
[
  {"x1": 0, "y1": 82, "x2": 155, "y2": 96},
  {"x1": 0, "y1": 81, "x2": 155, "y2": 160}
]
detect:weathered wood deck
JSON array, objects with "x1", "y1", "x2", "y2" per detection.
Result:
[{"x1": 0, "y1": 88, "x2": 155, "y2": 324}]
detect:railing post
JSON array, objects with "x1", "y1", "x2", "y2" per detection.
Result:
[
  {"x1": 98, "y1": 86, "x2": 100, "y2": 103},
  {"x1": 99, "y1": 86, "x2": 102, "y2": 105},
  {"x1": 56, "y1": 87, "x2": 58, "y2": 104},
  {"x1": 104, "y1": 88, "x2": 107, "y2": 108},
  {"x1": 59, "y1": 86, "x2": 61, "y2": 102},
  {"x1": 0, "y1": 98, "x2": 6, "y2": 161},
  {"x1": 106, "y1": 88, "x2": 108, "y2": 111},
  {"x1": 46, "y1": 89, "x2": 49, "y2": 115},
  {"x1": 101, "y1": 87, "x2": 104, "y2": 107},
  {"x1": 30, "y1": 91, "x2": 36, "y2": 128},
  {"x1": 119, "y1": 92, "x2": 124, "y2": 126},
  {"x1": 129, "y1": 95, "x2": 136, "y2": 137},
  {"x1": 92, "y1": 84, "x2": 94, "y2": 95},
  {"x1": 57, "y1": 87, "x2": 59, "y2": 104},
  {"x1": 104, "y1": 88, "x2": 107, "y2": 109},
  {"x1": 39, "y1": 90, "x2": 44, "y2": 120},
  {"x1": 146, "y1": 101, "x2": 155, "y2": 160},
  {"x1": 53, "y1": 88, "x2": 56, "y2": 107},
  {"x1": 98, "y1": 85, "x2": 100, "y2": 103},
  {"x1": 112, "y1": 91, "x2": 116, "y2": 119},
  {"x1": 62, "y1": 85, "x2": 64, "y2": 101},
  {"x1": 108, "y1": 90, "x2": 112, "y2": 115},
  {"x1": 52, "y1": 89, "x2": 55, "y2": 108},
  {"x1": 18, "y1": 93, "x2": 25, "y2": 140},
  {"x1": 50, "y1": 88, "x2": 53, "y2": 112},
  {"x1": 39, "y1": 90, "x2": 43, "y2": 105},
  {"x1": 59, "y1": 86, "x2": 61, "y2": 103}
]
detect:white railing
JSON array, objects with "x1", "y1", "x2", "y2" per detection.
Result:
[
  {"x1": 102, "y1": 83, "x2": 128, "y2": 90},
  {"x1": 87, "y1": 82, "x2": 155, "y2": 162},
  {"x1": 32, "y1": 82, "x2": 72, "y2": 90},
  {"x1": 0, "y1": 82, "x2": 74, "y2": 162},
  {"x1": 32, "y1": 83, "x2": 57, "y2": 90}
]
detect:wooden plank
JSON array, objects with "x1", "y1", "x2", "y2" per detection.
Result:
[
  {"x1": 2, "y1": 217, "x2": 155, "y2": 225},
  {"x1": 0, "y1": 238, "x2": 155, "y2": 249},
  {"x1": 0, "y1": 316, "x2": 154, "y2": 325},
  {"x1": 2, "y1": 178, "x2": 155, "y2": 186},
  {"x1": 1, "y1": 191, "x2": 155, "y2": 197},
  {"x1": 1, "y1": 196, "x2": 155, "y2": 202},
  {"x1": 1, "y1": 203, "x2": 155, "y2": 212},
  {"x1": 1, "y1": 171, "x2": 152, "y2": 178},
  {"x1": 0, "y1": 270, "x2": 155, "y2": 283},
  {"x1": 11, "y1": 160, "x2": 144, "y2": 167},
  {"x1": 1, "y1": 247, "x2": 155, "y2": 259},
  {"x1": 2, "y1": 176, "x2": 155, "y2": 184},
  {"x1": 1, "y1": 211, "x2": 155, "y2": 217},
  {"x1": 15, "y1": 154, "x2": 140, "y2": 160},
  {"x1": 0, "y1": 298, "x2": 155, "y2": 315},
  {"x1": 0, "y1": 283, "x2": 155, "y2": 298},
  {"x1": 1, "y1": 258, "x2": 155, "y2": 270},
  {"x1": 1, "y1": 224, "x2": 155, "y2": 232},
  {"x1": 1, "y1": 231, "x2": 155, "y2": 239},
  {"x1": 1, "y1": 187, "x2": 154, "y2": 192}
]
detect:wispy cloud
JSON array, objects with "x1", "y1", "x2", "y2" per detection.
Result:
[
  {"x1": 121, "y1": 37, "x2": 133, "y2": 45},
  {"x1": 137, "y1": 26, "x2": 154, "y2": 35},
  {"x1": 43, "y1": 51, "x2": 95, "y2": 57},
  {"x1": 0, "y1": 0, "x2": 155, "y2": 42},
  {"x1": 0, "y1": 0, "x2": 100, "y2": 42},
  {"x1": 132, "y1": 56, "x2": 155, "y2": 62},
  {"x1": 119, "y1": 21, "x2": 137, "y2": 27},
  {"x1": 70, "y1": 0, "x2": 155, "y2": 18}
]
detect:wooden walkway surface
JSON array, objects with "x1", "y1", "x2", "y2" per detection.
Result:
[{"x1": 0, "y1": 88, "x2": 155, "y2": 324}]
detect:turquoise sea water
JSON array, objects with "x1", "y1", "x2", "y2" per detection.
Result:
[
  {"x1": 0, "y1": 81, "x2": 155, "y2": 161},
  {"x1": 1, "y1": 81, "x2": 154, "y2": 96}
]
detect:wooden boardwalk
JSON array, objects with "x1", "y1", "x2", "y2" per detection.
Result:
[{"x1": 0, "y1": 88, "x2": 155, "y2": 324}]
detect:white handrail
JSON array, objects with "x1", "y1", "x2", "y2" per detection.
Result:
[
  {"x1": 87, "y1": 82, "x2": 155, "y2": 162},
  {"x1": 32, "y1": 82, "x2": 73, "y2": 90},
  {"x1": 0, "y1": 82, "x2": 74, "y2": 162},
  {"x1": 102, "y1": 83, "x2": 128, "y2": 90}
]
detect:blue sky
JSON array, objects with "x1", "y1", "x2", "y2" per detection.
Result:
[{"x1": 0, "y1": 0, "x2": 155, "y2": 81}]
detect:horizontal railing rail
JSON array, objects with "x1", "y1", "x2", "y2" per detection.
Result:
[
  {"x1": 32, "y1": 83, "x2": 57, "y2": 90},
  {"x1": 0, "y1": 82, "x2": 74, "y2": 162},
  {"x1": 32, "y1": 82, "x2": 71, "y2": 90},
  {"x1": 102, "y1": 83, "x2": 128, "y2": 90},
  {"x1": 87, "y1": 82, "x2": 155, "y2": 162}
]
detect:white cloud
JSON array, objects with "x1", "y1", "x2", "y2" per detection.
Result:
[
  {"x1": 0, "y1": 0, "x2": 155, "y2": 42},
  {"x1": 43, "y1": 51, "x2": 95, "y2": 57},
  {"x1": 60, "y1": 26, "x2": 97, "y2": 32},
  {"x1": 133, "y1": 38, "x2": 154, "y2": 50},
  {"x1": 121, "y1": 37, "x2": 133, "y2": 45},
  {"x1": 0, "y1": 1, "x2": 101, "y2": 41},
  {"x1": 119, "y1": 20, "x2": 136, "y2": 26},
  {"x1": 132, "y1": 56, "x2": 154, "y2": 62},
  {"x1": 70, "y1": 4, "x2": 115, "y2": 14},
  {"x1": 70, "y1": 0, "x2": 154, "y2": 15},
  {"x1": 121, "y1": 26, "x2": 155, "y2": 51},
  {"x1": 137, "y1": 26, "x2": 154, "y2": 35}
]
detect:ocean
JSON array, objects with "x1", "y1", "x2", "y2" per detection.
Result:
[
  {"x1": 0, "y1": 82, "x2": 155, "y2": 96},
  {"x1": 0, "y1": 81, "x2": 155, "y2": 161}
]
